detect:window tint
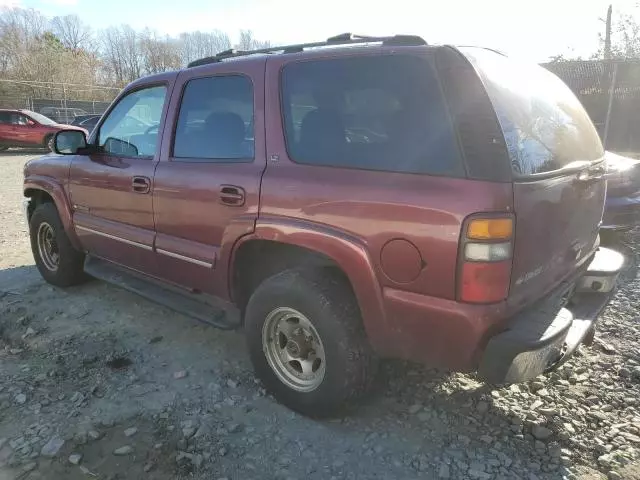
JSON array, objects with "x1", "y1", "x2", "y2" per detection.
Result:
[
  {"x1": 173, "y1": 75, "x2": 254, "y2": 162},
  {"x1": 462, "y1": 48, "x2": 604, "y2": 176},
  {"x1": 98, "y1": 85, "x2": 166, "y2": 158},
  {"x1": 281, "y1": 55, "x2": 462, "y2": 175},
  {"x1": 0, "y1": 112, "x2": 11, "y2": 124}
]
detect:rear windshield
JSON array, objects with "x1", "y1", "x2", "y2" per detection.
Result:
[
  {"x1": 461, "y1": 48, "x2": 604, "y2": 176},
  {"x1": 281, "y1": 54, "x2": 463, "y2": 176}
]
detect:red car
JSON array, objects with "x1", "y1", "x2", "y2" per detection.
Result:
[
  {"x1": 0, "y1": 109, "x2": 86, "y2": 151},
  {"x1": 23, "y1": 34, "x2": 624, "y2": 416}
]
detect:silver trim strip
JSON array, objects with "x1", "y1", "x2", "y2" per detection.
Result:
[
  {"x1": 75, "y1": 225, "x2": 153, "y2": 251},
  {"x1": 156, "y1": 248, "x2": 213, "y2": 268}
]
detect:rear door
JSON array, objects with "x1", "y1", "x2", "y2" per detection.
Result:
[
  {"x1": 152, "y1": 59, "x2": 266, "y2": 296},
  {"x1": 462, "y1": 48, "x2": 606, "y2": 309},
  {"x1": 10, "y1": 113, "x2": 29, "y2": 144}
]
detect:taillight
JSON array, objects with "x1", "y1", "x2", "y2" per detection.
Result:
[{"x1": 458, "y1": 216, "x2": 514, "y2": 304}]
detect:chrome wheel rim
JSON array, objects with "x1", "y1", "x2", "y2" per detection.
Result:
[
  {"x1": 262, "y1": 307, "x2": 326, "y2": 392},
  {"x1": 37, "y1": 222, "x2": 59, "y2": 272}
]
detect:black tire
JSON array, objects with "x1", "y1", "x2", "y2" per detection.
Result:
[
  {"x1": 245, "y1": 267, "x2": 377, "y2": 417},
  {"x1": 29, "y1": 203, "x2": 87, "y2": 287},
  {"x1": 44, "y1": 135, "x2": 54, "y2": 152}
]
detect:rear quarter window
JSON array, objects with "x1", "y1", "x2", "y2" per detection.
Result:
[
  {"x1": 461, "y1": 48, "x2": 604, "y2": 176},
  {"x1": 280, "y1": 54, "x2": 464, "y2": 176}
]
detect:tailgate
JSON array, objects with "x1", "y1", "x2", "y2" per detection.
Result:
[{"x1": 510, "y1": 170, "x2": 604, "y2": 307}]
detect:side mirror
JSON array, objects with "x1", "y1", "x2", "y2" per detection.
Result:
[
  {"x1": 103, "y1": 137, "x2": 139, "y2": 157},
  {"x1": 54, "y1": 129, "x2": 87, "y2": 155}
]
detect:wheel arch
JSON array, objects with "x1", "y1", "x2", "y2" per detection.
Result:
[
  {"x1": 24, "y1": 178, "x2": 81, "y2": 250},
  {"x1": 229, "y1": 220, "x2": 389, "y2": 352}
]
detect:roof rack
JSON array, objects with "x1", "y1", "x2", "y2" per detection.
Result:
[{"x1": 187, "y1": 33, "x2": 427, "y2": 68}]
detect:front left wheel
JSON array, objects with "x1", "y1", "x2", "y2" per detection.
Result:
[
  {"x1": 244, "y1": 268, "x2": 377, "y2": 417},
  {"x1": 29, "y1": 203, "x2": 87, "y2": 287}
]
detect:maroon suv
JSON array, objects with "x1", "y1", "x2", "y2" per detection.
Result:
[{"x1": 23, "y1": 34, "x2": 623, "y2": 416}]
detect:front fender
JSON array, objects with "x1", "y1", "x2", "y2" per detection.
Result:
[
  {"x1": 24, "y1": 175, "x2": 82, "y2": 250},
  {"x1": 231, "y1": 218, "x2": 390, "y2": 353}
]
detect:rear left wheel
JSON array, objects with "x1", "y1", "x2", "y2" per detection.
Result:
[{"x1": 244, "y1": 268, "x2": 377, "y2": 417}]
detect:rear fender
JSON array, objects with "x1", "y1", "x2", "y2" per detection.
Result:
[
  {"x1": 230, "y1": 218, "x2": 389, "y2": 351},
  {"x1": 24, "y1": 176, "x2": 82, "y2": 250}
]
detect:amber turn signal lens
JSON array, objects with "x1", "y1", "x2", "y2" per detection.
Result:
[{"x1": 467, "y1": 218, "x2": 513, "y2": 240}]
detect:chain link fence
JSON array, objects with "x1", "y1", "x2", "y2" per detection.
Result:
[
  {"x1": 544, "y1": 59, "x2": 640, "y2": 155},
  {"x1": 0, "y1": 79, "x2": 120, "y2": 123}
]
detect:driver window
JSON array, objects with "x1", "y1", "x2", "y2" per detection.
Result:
[
  {"x1": 98, "y1": 85, "x2": 167, "y2": 158},
  {"x1": 11, "y1": 114, "x2": 28, "y2": 125}
]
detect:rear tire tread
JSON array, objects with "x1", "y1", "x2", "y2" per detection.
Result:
[{"x1": 245, "y1": 267, "x2": 377, "y2": 417}]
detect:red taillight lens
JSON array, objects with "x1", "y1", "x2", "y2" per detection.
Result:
[
  {"x1": 460, "y1": 261, "x2": 512, "y2": 303},
  {"x1": 458, "y1": 215, "x2": 514, "y2": 304}
]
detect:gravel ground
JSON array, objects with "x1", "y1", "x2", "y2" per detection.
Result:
[{"x1": 1, "y1": 151, "x2": 640, "y2": 480}]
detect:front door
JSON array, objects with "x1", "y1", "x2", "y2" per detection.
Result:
[
  {"x1": 10, "y1": 113, "x2": 32, "y2": 145},
  {"x1": 153, "y1": 60, "x2": 266, "y2": 296},
  {"x1": 68, "y1": 79, "x2": 174, "y2": 275}
]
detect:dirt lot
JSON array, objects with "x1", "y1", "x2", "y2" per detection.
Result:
[{"x1": 1, "y1": 151, "x2": 640, "y2": 480}]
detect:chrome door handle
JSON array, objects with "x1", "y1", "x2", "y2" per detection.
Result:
[{"x1": 132, "y1": 176, "x2": 151, "y2": 194}]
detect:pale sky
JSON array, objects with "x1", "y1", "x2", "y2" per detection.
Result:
[{"x1": 8, "y1": 0, "x2": 640, "y2": 61}]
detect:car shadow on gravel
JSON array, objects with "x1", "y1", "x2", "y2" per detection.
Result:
[{"x1": 0, "y1": 265, "x2": 43, "y2": 294}]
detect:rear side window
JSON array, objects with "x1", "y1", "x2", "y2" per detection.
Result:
[
  {"x1": 281, "y1": 55, "x2": 463, "y2": 176},
  {"x1": 0, "y1": 112, "x2": 10, "y2": 124},
  {"x1": 462, "y1": 48, "x2": 604, "y2": 176},
  {"x1": 173, "y1": 75, "x2": 254, "y2": 162}
]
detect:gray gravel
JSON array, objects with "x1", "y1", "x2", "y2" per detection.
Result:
[{"x1": 1, "y1": 152, "x2": 640, "y2": 479}]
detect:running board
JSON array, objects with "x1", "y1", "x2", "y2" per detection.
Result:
[{"x1": 84, "y1": 256, "x2": 240, "y2": 330}]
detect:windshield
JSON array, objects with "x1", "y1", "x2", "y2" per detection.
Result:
[
  {"x1": 461, "y1": 47, "x2": 604, "y2": 176},
  {"x1": 25, "y1": 110, "x2": 57, "y2": 126}
]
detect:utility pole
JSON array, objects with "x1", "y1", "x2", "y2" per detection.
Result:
[{"x1": 605, "y1": 4, "x2": 613, "y2": 59}]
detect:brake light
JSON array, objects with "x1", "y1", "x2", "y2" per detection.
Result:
[{"x1": 458, "y1": 216, "x2": 514, "y2": 304}]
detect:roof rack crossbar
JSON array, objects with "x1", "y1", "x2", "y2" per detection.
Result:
[{"x1": 187, "y1": 33, "x2": 427, "y2": 68}]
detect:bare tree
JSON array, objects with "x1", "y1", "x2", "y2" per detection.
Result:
[
  {"x1": 99, "y1": 25, "x2": 142, "y2": 84},
  {"x1": 0, "y1": 4, "x2": 276, "y2": 103},
  {"x1": 236, "y1": 29, "x2": 271, "y2": 51},
  {"x1": 177, "y1": 30, "x2": 231, "y2": 65},
  {"x1": 51, "y1": 14, "x2": 93, "y2": 52},
  {"x1": 139, "y1": 29, "x2": 181, "y2": 74},
  {"x1": 0, "y1": 7, "x2": 47, "y2": 72},
  {"x1": 596, "y1": 6, "x2": 640, "y2": 58}
]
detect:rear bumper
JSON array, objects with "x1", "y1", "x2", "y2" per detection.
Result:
[{"x1": 477, "y1": 247, "x2": 624, "y2": 383}]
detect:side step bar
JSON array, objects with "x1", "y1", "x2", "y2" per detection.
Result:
[{"x1": 84, "y1": 256, "x2": 240, "y2": 330}]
